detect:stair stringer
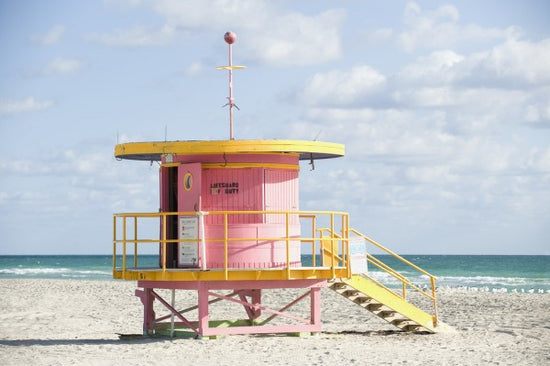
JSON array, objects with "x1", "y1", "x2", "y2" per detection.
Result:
[{"x1": 335, "y1": 275, "x2": 452, "y2": 333}]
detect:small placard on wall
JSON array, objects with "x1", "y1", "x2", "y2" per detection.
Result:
[{"x1": 178, "y1": 216, "x2": 199, "y2": 267}]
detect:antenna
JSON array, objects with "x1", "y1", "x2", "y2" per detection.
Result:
[
  {"x1": 313, "y1": 130, "x2": 322, "y2": 141},
  {"x1": 217, "y1": 31, "x2": 246, "y2": 140}
]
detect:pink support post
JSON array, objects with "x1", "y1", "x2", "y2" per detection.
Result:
[
  {"x1": 239, "y1": 289, "x2": 262, "y2": 320},
  {"x1": 310, "y1": 287, "x2": 322, "y2": 332},
  {"x1": 198, "y1": 282, "x2": 210, "y2": 336},
  {"x1": 135, "y1": 288, "x2": 155, "y2": 335},
  {"x1": 251, "y1": 289, "x2": 261, "y2": 319}
]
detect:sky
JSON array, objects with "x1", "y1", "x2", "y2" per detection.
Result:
[{"x1": 1, "y1": 0, "x2": 549, "y2": 255}]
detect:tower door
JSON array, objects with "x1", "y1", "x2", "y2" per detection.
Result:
[
  {"x1": 159, "y1": 165, "x2": 179, "y2": 268},
  {"x1": 177, "y1": 163, "x2": 202, "y2": 267}
]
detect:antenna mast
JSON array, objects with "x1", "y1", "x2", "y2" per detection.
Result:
[{"x1": 217, "y1": 31, "x2": 245, "y2": 140}]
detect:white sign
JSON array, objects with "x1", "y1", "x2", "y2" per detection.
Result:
[
  {"x1": 178, "y1": 216, "x2": 199, "y2": 267},
  {"x1": 349, "y1": 237, "x2": 368, "y2": 274}
]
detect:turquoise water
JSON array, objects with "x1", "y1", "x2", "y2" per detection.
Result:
[{"x1": 0, "y1": 255, "x2": 548, "y2": 292}]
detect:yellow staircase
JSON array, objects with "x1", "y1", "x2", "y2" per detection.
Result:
[
  {"x1": 322, "y1": 228, "x2": 453, "y2": 333},
  {"x1": 329, "y1": 275, "x2": 450, "y2": 333}
]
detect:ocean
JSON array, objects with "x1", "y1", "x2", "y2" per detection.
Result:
[{"x1": 0, "y1": 255, "x2": 548, "y2": 292}]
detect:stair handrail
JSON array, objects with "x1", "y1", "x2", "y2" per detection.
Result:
[
  {"x1": 366, "y1": 254, "x2": 410, "y2": 284},
  {"x1": 350, "y1": 228, "x2": 436, "y2": 279},
  {"x1": 349, "y1": 228, "x2": 439, "y2": 327}
]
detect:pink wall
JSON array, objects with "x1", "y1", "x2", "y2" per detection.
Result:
[
  {"x1": 202, "y1": 167, "x2": 263, "y2": 224},
  {"x1": 264, "y1": 168, "x2": 299, "y2": 224},
  {"x1": 159, "y1": 153, "x2": 302, "y2": 269}
]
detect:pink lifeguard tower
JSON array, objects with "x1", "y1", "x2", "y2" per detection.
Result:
[{"x1": 112, "y1": 32, "x2": 450, "y2": 338}]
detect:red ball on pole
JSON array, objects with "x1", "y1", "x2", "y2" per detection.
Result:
[{"x1": 224, "y1": 31, "x2": 237, "y2": 44}]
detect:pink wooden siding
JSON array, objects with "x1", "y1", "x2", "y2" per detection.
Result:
[
  {"x1": 158, "y1": 152, "x2": 303, "y2": 269},
  {"x1": 202, "y1": 167, "x2": 263, "y2": 224},
  {"x1": 264, "y1": 169, "x2": 299, "y2": 224}
]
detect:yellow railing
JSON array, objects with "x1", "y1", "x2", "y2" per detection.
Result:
[
  {"x1": 350, "y1": 228, "x2": 439, "y2": 326},
  {"x1": 112, "y1": 210, "x2": 350, "y2": 281},
  {"x1": 112, "y1": 211, "x2": 438, "y2": 324}
]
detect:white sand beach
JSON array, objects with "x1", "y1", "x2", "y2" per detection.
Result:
[{"x1": 0, "y1": 279, "x2": 548, "y2": 365}]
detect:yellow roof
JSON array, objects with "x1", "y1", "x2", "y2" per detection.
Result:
[{"x1": 114, "y1": 139, "x2": 344, "y2": 161}]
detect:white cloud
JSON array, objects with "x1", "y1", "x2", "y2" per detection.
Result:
[
  {"x1": 368, "y1": 28, "x2": 393, "y2": 43},
  {"x1": 242, "y1": 9, "x2": 344, "y2": 66},
  {"x1": 466, "y1": 39, "x2": 550, "y2": 87},
  {"x1": 397, "y1": 38, "x2": 550, "y2": 89},
  {"x1": 393, "y1": 87, "x2": 453, "y2": 107},
  {"x1": 149, "y1": 0, "x2": 272, "y2": 29},
  {"x1": 527, "y1": 147, "x2": 550, "y2": 172},
  {"x1": 289, "y1": 32, "x2": 550, "y2": 231},
  {"x1": 392, "y1": 87, "x2": 528, "y2": 124},
  {"x1": 103, "y1": 0, "x2": 143, "y2": 9},
  {"x1": 0, "y1": 144, "x2": 158, "y2": 215},
  {"x1": 405, "y1": 165, "x2": 458, "y2": 185},
  {"x1": 89, "y1": 24, "x2": 177, "y2": 47},
  {"x1": 42, "y1": 57, "x2": 83, "y2": 75},
  {"x1": 97, "y1": 0, "x2": 344, "y2": 66},
  {"x1": 0, "y1": 97, "x2": 54, "y2": 116},
  {"x1": 0, "y1": 149, "x2": 110, "y2": 177},
  {"x1": 300, "y1": 66, "x2": 386, "y2": 106},
  {"x1": 524, "y1": 97, "x2": 550, "y2": 127},
  {"x1": 184, "y1": 61, "x2": 204, "y2": 76},
  {"x1": 294, "y1": 103, "x2": 550, "y2": 236},
  {"x1": 30, "y1": 24, "x2": 66, "y2": 45},
  {"x1": 397, "y1": 2, "x2": 522, "y2": 52},
  {"x1": 398, "y1": 50, "x2": 464, "y2": 85},
  {"x1": 299, "y1": 35, "x2": 550, "y2": 128}
]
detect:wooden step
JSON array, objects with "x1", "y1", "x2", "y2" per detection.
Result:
[
  {"x1": 331, "y1": 282, "x2": 347, "y2": 290},
  {"x1": 353, "y1": 296, "x2": 373, "y2": 304},
  {"x1": 390, "y1": 318, "x2": 410, "y2": 326},
  {"x1": 402, "y1": 324, "x2": 422, "y2": 332},
  {"x1": 366, "y1": 303, "x2": 383, "y2": 311},
  {"x1": 378, "y1": 310, "x2": 397, "y2": 319},
  {"x1": 343, "y1": 290, "x2": 359, "y2": 297}
]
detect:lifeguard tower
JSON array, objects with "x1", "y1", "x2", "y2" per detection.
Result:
[{"x1": 112, "y1": 32, "x2": 451, "y2": 337}]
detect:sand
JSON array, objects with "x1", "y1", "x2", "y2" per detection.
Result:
[{"x1": 0, "y1": 279, "x2": 548, "y2": 365}]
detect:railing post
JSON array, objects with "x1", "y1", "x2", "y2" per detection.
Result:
[
  {"x1": 162, "y1": 213, "x2": 167, "y2": 273},
  {"x1": 343, "y1": 214, "x2": 350, "y2": 278},
  {"x1": 199, "y1": 211, "x2": 207, "y2": 271},
  {"x1": 431, "y1": 276, "x2": 439, "y2": 327},
  {"x1": 112, "y1": 215, "x2": 117, "y2": 273},
  {"x1": 122, "y1": 216, "x2": 127, "y2": 277},
  {"x1": 285, "y1": 212, "x2": 290, "y2": 279},
  {"x1": 133, "y1": 216, "x2": 138, "y2": 268},
  {"x1": 330, "y1": 213, "x2": 335, "y2": 278},
  {"x1": 312, "y1": 215, "x2": 317, "y2": 267},
  {"x1": 224, "y1": 213, "x2": 228, "y2": 280}
]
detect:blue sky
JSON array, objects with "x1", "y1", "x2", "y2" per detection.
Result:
[{"x1": 1, "y1": 0, "x2": 549, "y2": 255}]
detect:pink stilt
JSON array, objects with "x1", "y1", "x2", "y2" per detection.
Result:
[
  {"x1": 135, "y1": 288, "x2": 155, "y2": 335},
  {"x1": 197, "y1": 282, "x2": 209, "y2": 336},
  {"x1": 310, "y1": 287, "x2": 322, "y2": 330}
]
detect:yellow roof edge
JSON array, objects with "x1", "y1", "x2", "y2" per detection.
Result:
[{"x1": 114, "y1": 139, "x2": 345, "y2": 161}]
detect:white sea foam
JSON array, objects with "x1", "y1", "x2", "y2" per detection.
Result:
[
  {"x1": 0, "y1": 267, "x2": 71, "y2": 275},
  {"x1": 364, "y1": 271, "x2": 550, "y2": 293},
  {"x1": 0, "y1": 267, "x2": 111, "y2": 278}
]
